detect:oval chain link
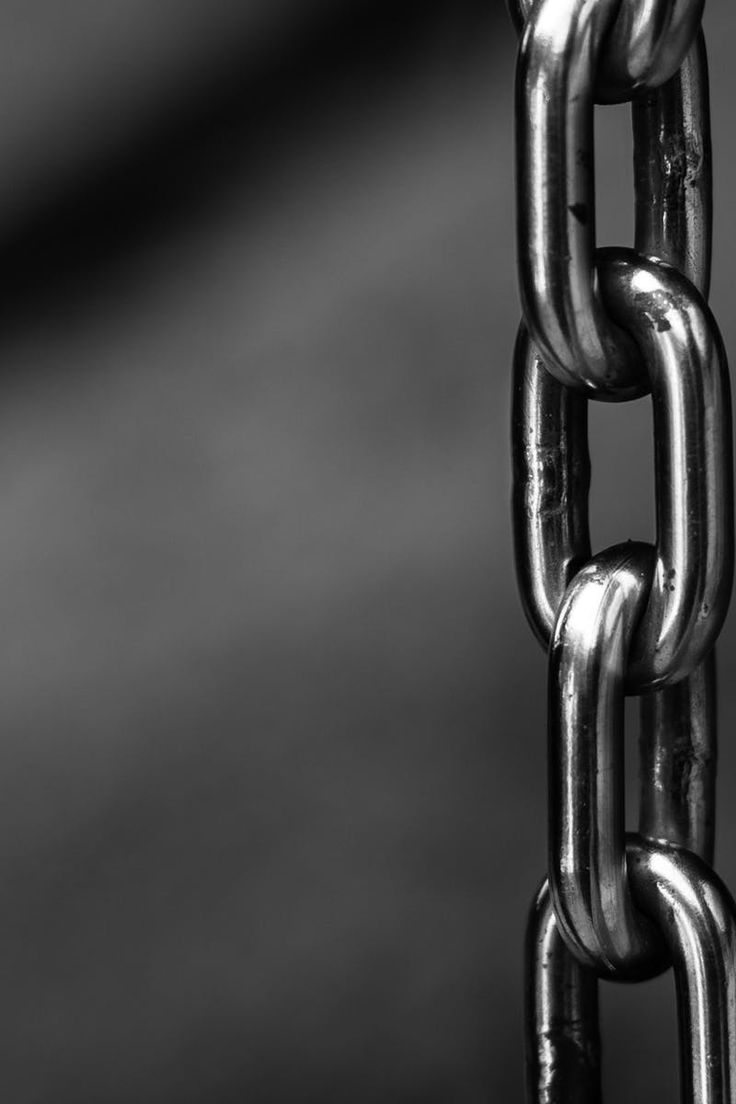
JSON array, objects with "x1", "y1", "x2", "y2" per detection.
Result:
[
  {"x1": 527, "y1": 842, "x2": 736, "y2": 1102},
  {"x1": 598, "y1": 247, "x2": 732, "y2": 691},
  {"x1": 548, "y1": 541, "x2": 719, "y2": 974},
  {"x1": 515, "y1": 0, "x2": 710, "y2": 397},
  {"x1": 516, "y1": 0, "x2": 643, "y2": 398},
  {"x1": 511, "y1": 242, "x2": 733, "y2": 692}
]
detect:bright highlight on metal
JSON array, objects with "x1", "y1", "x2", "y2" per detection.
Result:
[{"x1": 509, "y1": 0, "x2": 736, "y2": 1097}]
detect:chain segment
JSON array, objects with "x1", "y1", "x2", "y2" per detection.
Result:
[
  {"x1": 528, "y1": 843, "x2": 736, "y2": 1100},
  {"x1": 512, "y1": 245, "x2": 733, "y2": 690},
  {"x1": 509, "y1": 0, "x2": 736, "y2": 1096}
]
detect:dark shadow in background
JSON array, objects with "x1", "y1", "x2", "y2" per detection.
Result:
[
  {"x1": 0, "y1": 0, "x2": 499, "y2": 336},
  {"x1": 2, "y1": 5, "x2": 524, "y2": 1103}
]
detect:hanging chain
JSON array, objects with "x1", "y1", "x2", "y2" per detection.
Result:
[{"x1": 509, "y1": 0, "x2": 736, "y2": 1098}]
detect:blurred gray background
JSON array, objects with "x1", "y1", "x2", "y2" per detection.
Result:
[{"x1": 2, "y1": 1, "x2": 736, "y2": 1100}]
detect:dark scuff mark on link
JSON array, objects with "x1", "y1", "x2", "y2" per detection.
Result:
[
  {"x1": 661, "y1": 130, "x2": 703, "y2": 191},
  {"x1": 537, "y1": 1023, "x2": 600, "y2": 1099},
  {"x1": 568, "y1": 202, "x2": 588, "y2": 225}
]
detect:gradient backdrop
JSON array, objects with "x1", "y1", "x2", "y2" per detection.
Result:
[{"x1": 2, "y1": 1, "x2": 736, "y2": 1100}]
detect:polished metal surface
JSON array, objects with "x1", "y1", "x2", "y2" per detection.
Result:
[
  {"x1": 548, "y1": 542, "x2": 664, "y2": 975},
  {"x1": 549, "y1": 537, "x2": 723, "y2": 975},
  {"x1": 639, "y1": 650, "x2": 716, "y2": 863},
  {"x1": 515, "y1": 0, "x2": 710, "y2": 397},
  {"x1": 511, "y1": 324, "x2": 590, "y2": 649},
  {"x1": 598, "y1": 248, "x2": 733, "y2": 690},
  {"x1": 512, "y1": 250, "x2": 733, "y2": 689},
  {"x1": 525, "y1": 881, "x2": 600, "y2": 1104},
  {"x1": 629, "y1": 840, "x2": 736, "y2": 1103},
  {"x1": 599, "y1": 0, "x2": 703, "y2": 102},
  {"x1": 509, "y1": 0, "x2": 703, "y2": 105},
  {"x1": 510, "y1": 0, "x2": 735, "y2": 1093},
  {"x1": 512, "y1": 21, "x2": 714, "y2": 650},
  {"x1": 516, "y1": 0, "x2": 643, "y2": 398},
  {"x1": 633, "y1": 32, "x2": 711, "y2": 297},
  {"x1": 528, "y1": 841, "x2": 736, "y2": 1102}
]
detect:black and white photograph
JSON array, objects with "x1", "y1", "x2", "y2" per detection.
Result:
[{"x1": 3, "y1": 1, "x2": 736, "y2": 1100}]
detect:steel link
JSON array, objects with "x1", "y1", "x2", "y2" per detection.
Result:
[
  {"x1": 513, "y1": 250, "x2": 732, "y2": 691},
  {"x1": 633, "y1": 33, "x2": 711, "y2": 297},
  {"x1": 598, "y1": 248, "x2": 733, "y2": 690},
  {"x1": 628, "y1": 841, "x2": 736, "y2": 1102},
  {"x1": 528, "y1": 634, "x2": 718, "y2": 1092},
  {"x1": 548, "y1": 536, "x2": 723, "y2": 978},
  {"x1": 508, "y1": 0, "x2": 703, "y2": 105},
  {"x1": 632, "y1": 31, "x2": 715, "y2": 804},
  {"x1": 516, "y1": 0, "x2": 646, "y2": 398},
  {"x1": 511, "y1": 326, "x2": 590, "y2": 649},
  {"x1": 548, "y1": 542, "x2": 665, "y2": 976},
  {"x1": 527, "y1": 841, "x2": 736, "y2": 1102},
  {"x1": 515, "y1": 0, "x2": 709, "y2": 397},
  {"x1": 525, "y1": 881, "x2": 600, "y2": 1104},
  {"x1": 639, "y1": 649, "x2": 716, "y2": 863}
]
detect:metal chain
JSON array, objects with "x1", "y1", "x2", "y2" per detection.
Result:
[{"x1": 509, "y1": 0, "x2": 736, "y2": 1098}]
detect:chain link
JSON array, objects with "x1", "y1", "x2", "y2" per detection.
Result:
[
  {"x1": 508, "y1": 0, "x2": 703, "y2": 103},
  {"x1": 510, "y1": 0, "x2": 736, "y2": 1096}
]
